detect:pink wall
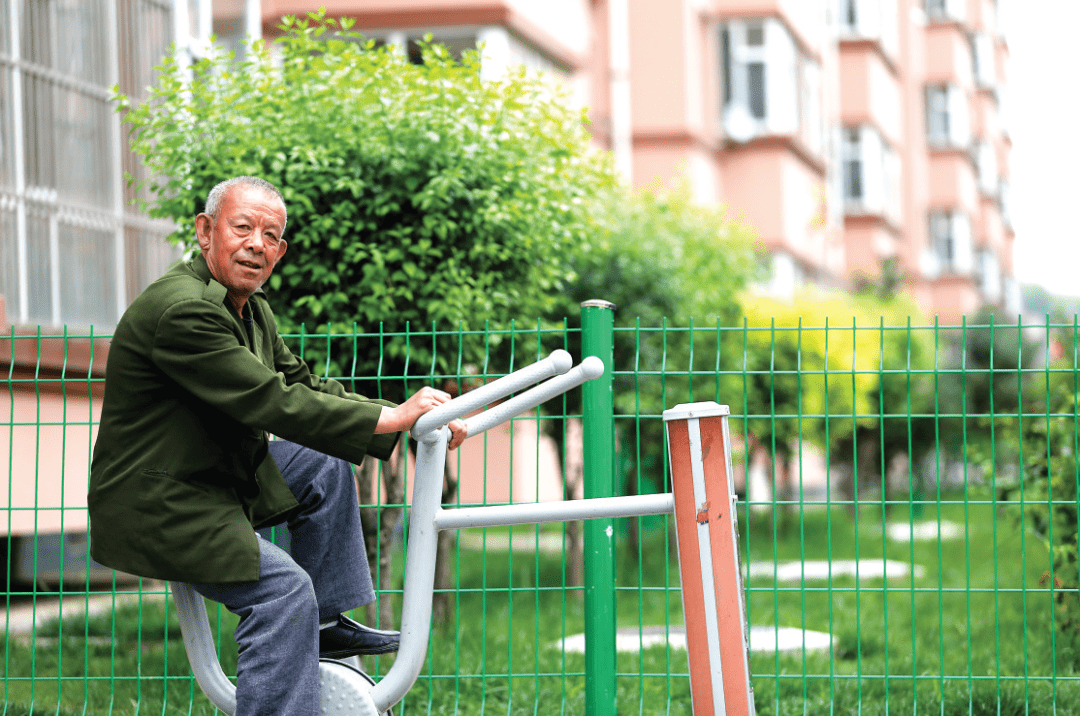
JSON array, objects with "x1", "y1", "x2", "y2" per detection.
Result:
[
  {"x1": 975, "y1": 197, "x2": 1005, "y2": 253},
  {"x1": 898, "y1": 0, "x2": 930, "y2": 300},
  {"x1": 720, "y1": 145, "x2": 785, "y2": 245},
  {"x1": 629, "y1": 0, "x2": 689, "y2": 131},
  {"x1": 928, "y1": 277, "x2": 981, "y2": 323},
  {"x1": 839, "y1": 45, "x2": 902, "y2": 145},
  {"x1": 928, "y1": 151, "x2": 978, "y2": 214},
  {"x1": 967, "y1": 0, "x2": 996, "y2": 32},
  {"x1": 712, "y1": 0, "x2": 828, "y2": 57},
  {"x1": 1, "y1": 392, "x2": 99, "y2": 535},
  {"x1": 924, "y1": 24, "x2": 973, "y2": 86},
  {"x1": 844, "y1": 220, "x2": 898, "y2": 278}
]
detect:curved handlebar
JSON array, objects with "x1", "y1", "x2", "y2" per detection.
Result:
[
  {"x1": 170, "y1": 582, "x2": 238, "y2": 715},
  {"x1": 463, "y1": 357, "x2": 604, "y2": 437},
  {"x1": 411, "y1": 349, "x2": 574, "y2": 439}
]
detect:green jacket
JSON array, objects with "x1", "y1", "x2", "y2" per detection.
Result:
[{"x1": 88, "y1": 254, "x2": 398, "y2": 583}]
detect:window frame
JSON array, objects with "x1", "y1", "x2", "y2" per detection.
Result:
[
  {"x1": 976, "y1": 140, "x2": 998, "y2": 196},
  {"x1": 721, "y1": 17, "x2": 822, "y2": 153},
  {"x1": 927, "y1": 210, "x2": 973, "y2": 276},
  {"x1": 977, "y1": 247, "x2": 1002, "y2": 303},
  {"x1": 971, "y1": 32, "x2": 995, "y2": 87},
  {"x1": 925, "y1": 0, "x2": 965, "y2": 23},
  {"x1": 0, "y1": 0, "x2": 183, "y2": 329},
  {"x1": 841, "y1": 124, "x2": 902, "y2": 222},
  {"x1": 926, "y1": 84, "x2": 970, "y2": 149},
  {"x1": 838, "y1": 0, "x2": 899, "y2": 59}
]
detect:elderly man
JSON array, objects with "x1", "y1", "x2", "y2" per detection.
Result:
[{"x1": 88, "y1": 176, "x2": 465, "y2": 716}]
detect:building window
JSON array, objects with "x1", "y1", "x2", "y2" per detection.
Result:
[
  {"x1": 976, "y1": 140, "x2": 998, "y2": 196},
  {"x1": 1003, "y1": 275, "x2": 1021, "y2": 314},
  {"x1": 925, "y1": 0, "x2": 965, "y2": 22},
  {"x1": 766, "y1": 251, "x2": 803, "y2": 299},
  {"x1": 372, "y1": 27, "x2": 568, "y2": 86},
  {"x1": 0, "y1": 0, "x2": 184, "y2": 328},
  {"x1": 927, "y1": 211, "x2": 973, "y2": 276},
  {"x1": 838, "y1": 0, "x2": 899, "y2": 58},
  {"x1": 721, "y1": 18, "x2": 823, "y2": 153},
  {"x1": 999, "y1": 179, "x2": 1012, "y2": 228},
  {"x1": 971, "y1": 33, "x2": 995, "y2": 87},
  {"x1": 977, "y1": 248, "x2": 1002, "y2": 304},
  {"x1": 926, "y1": 85, "x2": 970, "y2": 149},
  {"x1": 996, "y1": 85, "x2": 1010, "y2": 137},
  {"x1": 842, "y1": 128, "x2": 864, "y2": 204},
  {"x1": 842, "y1": 125, "x2": 901, "y2": 221}
]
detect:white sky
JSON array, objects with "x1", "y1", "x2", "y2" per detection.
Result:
[{"x1": 1007, "y1": 0, "x2": 1080, "y2": 297}]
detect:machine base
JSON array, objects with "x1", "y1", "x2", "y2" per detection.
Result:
[{"x1": 319, "y1": 659, "x2": 387, "y2": 716}]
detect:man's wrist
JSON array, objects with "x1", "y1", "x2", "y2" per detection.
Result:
[{"x1": 374, "y1": 405, "x2": 400, "y2": 434}]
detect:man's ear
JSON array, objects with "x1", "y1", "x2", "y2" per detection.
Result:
[{"x1": 195, "y1": 214, "x2": 212, "y2": 251}]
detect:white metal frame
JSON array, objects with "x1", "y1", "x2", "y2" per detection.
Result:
[{"x1": 172, "y1": 350, "x2": 683, "y2": 715}]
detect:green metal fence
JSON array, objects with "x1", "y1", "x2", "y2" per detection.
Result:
[{"x1": 3, "y1": 312, "x2": 1080, "y2": 715}]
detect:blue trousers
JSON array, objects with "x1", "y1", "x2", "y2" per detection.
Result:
[{"x1": 186, "y1": 440, "x2": 375, "y2": 716}]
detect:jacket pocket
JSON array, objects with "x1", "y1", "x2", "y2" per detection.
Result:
[{"x1": 128, "y1": 469, "x2": 260, "y2": 582}]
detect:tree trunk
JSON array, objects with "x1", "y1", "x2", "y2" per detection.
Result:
[
  {"x1": 625, "y1": 461, "x2": 640, "y2": 568},
  {"x1": 357, "y1": 444, "x2": 406, "y2": 631},
  {"x1": 563, "y1": 418, "x2": 584, "y2": 597},
  {"x1": 432, "y1": 458, "x2": 458, "y2": 624}
]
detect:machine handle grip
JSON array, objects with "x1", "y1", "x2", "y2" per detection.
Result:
[
  {"x1": 463, "y1": 357, "x2": 604, "y2": 437},
  {"x1": 411, "y1": 349, "x2": 573, "y2": 439}
]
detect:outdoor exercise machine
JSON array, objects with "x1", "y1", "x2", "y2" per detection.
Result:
[{"x1": 171, "y1": 349, "x2": 756, "y2": 715}]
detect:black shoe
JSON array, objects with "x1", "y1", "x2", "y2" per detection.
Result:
[{"x1": 318, "y1": 614, "x2": 400, "y2": 658}]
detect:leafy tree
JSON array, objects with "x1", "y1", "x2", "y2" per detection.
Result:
[
  {"x1": 994, "y1": 353, "x2": 1080, "y2": 661},
  {"x1": 552, "y1": 182, "x2": 763, "y2": 470},
  {"x1": 114, "y1": 10, "x2": 619, "y2": 624},
  {"x1": 116, "y1": 10, "x2": 617, "y2": 383},
  {"x1": 540, "y1": 181, "x2": 763, "y2": 569},
  {"x1": 735, "y1": 288, "x2": 937, "y2": 512}
]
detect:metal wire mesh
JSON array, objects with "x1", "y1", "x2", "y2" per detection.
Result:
[{"x1": 2, "y1": 315, "x2": 1079, "y2": 714}]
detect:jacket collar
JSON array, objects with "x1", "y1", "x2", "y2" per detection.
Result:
[
  {"x1": 190, "y1": 252, "x2": 215, "y2": 284},
  {"x1": 187, "y1": 252, "x2": 268, "y2": 299}
]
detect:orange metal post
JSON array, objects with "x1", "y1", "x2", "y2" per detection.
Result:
[{"x1": 664, "y1": 402, "x2": 755, "y2": 716}]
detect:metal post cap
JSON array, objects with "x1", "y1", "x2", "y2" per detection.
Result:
[{"x1": 580, "y1": 299, "x2": 616, "y2": 311}]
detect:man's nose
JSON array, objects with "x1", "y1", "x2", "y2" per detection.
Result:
[{"x1": 244, "y1": 231, "x2": 265, "y2": 252}]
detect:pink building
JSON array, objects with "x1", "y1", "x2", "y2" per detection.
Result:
[
  {"x1": 0, "y1": 0, "x2": 1016, "y2": 559},
  {"x1": 214, "y1": 0, "x2": 1015, "y2": 322}
]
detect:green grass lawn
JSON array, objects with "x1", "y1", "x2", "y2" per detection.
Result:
[{"x1": 3, "y1": 497, "x2": 1076, "y2": 715}]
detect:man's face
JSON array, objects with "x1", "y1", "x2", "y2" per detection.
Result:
[{"x1": 195, "y1": 185, "x2": 288, "y2": 312}]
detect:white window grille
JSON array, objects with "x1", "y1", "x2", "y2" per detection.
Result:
[
  {"x1": 365, "y1": 26, "x2": 568, "y2": 86},
  {"x1": 976, "y1": 140, "x2": 998, "y2": 196},
  {"x1": 842, "y1": 125, "x2": 902, "y2": 221},
  {"x1": 766, "y1": 251, "x2": 802, "y2": 299},
  {"x1": 1003, "y1": 275, "x2": 1021, "y2": 314},
  {"x1": 978, "y1": 248, "x2": 1002, "y2": 303},
  {"x1": 927, "y1": 210, "x2": 973, "y2": 276},
  {"x1": 838, "y1": 0, "x2": 899, "y2": 57},
  {"x1": 926, "y1": 84, "x2": 970, "y2": 149},
  {"x1": 925, "y1": 0, "x2": 965, "y2": 22},
  {"x1": 0, "y1": 0, "x2": 185, "y2": 328},
  {"x1": 999, "y1": 179, "x2": 1011, "y2": 228},
  {"x1": 842, "y1": 128, "x2": 864, "y2": 205},
  {"x1": 971, "y1": 33, "x2": 995, "y2": 87},
  {"x1": 997, "y1": 84, "x2": 1009, "y2": 137},
  {"x1": 721, "y1": 18, "x2": 822, "y2": 151}
]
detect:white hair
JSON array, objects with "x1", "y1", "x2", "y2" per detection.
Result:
[{"x1": 204, "y1": 176, "x2": 288, "y2": 234}]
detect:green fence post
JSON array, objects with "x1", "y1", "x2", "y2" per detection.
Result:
[{"x1": 581, "y1": 299, "x2": 617, "y2": 716}]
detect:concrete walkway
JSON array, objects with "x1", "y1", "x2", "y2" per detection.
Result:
[
  {"x1": 3, "y1": 590, "x2": 165, "y2": 637},
  {"x1": 557, "y1": 625, "x2": 833, "y2": 655}
]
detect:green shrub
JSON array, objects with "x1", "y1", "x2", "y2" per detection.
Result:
[
  {"x1": 997, "y1": 361, "x2": 1080, "y2": 644},
  {"x1": 116, "y1": 10, "x2": 616, "y2": 381}
]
